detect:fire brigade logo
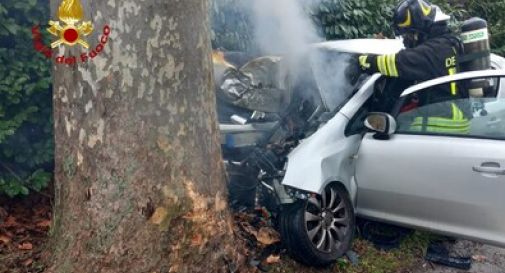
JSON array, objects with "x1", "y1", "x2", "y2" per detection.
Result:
[
  {"x1": 31, "y1": 0, "x2": 111, "y2": 65},
  {"x1": 47, "y1": 0, "x2": 93, "y2": 48}
]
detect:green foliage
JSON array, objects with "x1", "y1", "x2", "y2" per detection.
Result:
[
  {"x1": 463, "y1": 0, "x2": 505, "y2": 55},
  {"x1": 210, "y1": 0, "x2": 505, "y2": 56},
  {"x1": 211, "y1": 0, "x2": 254, "y2": 52},
  {"x1": 312, "y1": 0, "x2": 505, "y2": 55},
  {"x1": 0, "y1": 0, "x2": 52, "y2": 197},
  {"x1": 310, "y1": 0, "x2": 395, "y2": 39}
]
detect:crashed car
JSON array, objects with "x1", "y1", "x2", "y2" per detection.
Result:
[{"x1": 217, "y1": 39, "x2": 505, "y2": 266}]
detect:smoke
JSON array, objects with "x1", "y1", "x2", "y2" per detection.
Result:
[
  {"x1": 251, "y1": 0, "x2": 323, "y2": 57},
  {"x1": 213, "y1": 0, "x2": 356, "y2": 111},
  {"x1": 248, "y1": 0, "x2": 354, "y2": 109}
]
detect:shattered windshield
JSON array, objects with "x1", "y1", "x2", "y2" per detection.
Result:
[{"x1": 309, "y1": 49, "x2": 362, "y2": 112}]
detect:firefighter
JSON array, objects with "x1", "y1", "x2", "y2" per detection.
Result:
[{"x1": 358, "y1": 0, "x2": 470, "y2": 134}]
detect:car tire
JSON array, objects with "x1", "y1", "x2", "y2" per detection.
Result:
[{"x1": 280, "y1": 183, "x2": 355, "y2": 266}]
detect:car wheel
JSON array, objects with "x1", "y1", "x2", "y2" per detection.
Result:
[{"x1": 280, "y1": 184, "x2": 355, "y2": 266}]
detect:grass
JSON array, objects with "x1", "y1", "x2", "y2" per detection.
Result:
[
  {"x1": 268, "y1": 231, "x2": 436, "y2": 273},
  {"x1": 338, "y1": 232, "x2": 435, "y2": 273}
]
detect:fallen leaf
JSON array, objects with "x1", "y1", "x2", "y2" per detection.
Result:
[
  {"x1": 18, "y1": 242, "x2": 33, "y2": 250},
  {"x1": 22, "y1": 259, "x2": 33, "y2": 267},
  {"x1": 33, "y1": 207, "x2": 48, "y2": 217},
  {"x1": 191, "y1": 233, "x2": 203, "y2": 246},
  {"x1": 36, "y1": 219, "x2": 51, "y2": 228},
  {"x1": 265, "y1": 255, "x2": 281, "y2": 264},
  {"x1": 239, "y1": 222, "x2": 258, "y2": 237},
  {"x1": 0, "y1": 234, "x2": 11, "y2": 244},
  {"x1": 472, "y1": 255, "x2": 487, "y2": 262},
  {"x1": 256, "y1": 227, "x2": 280, "y2": 245},
  {"x1": 2, "y1": 216, "x2": 18, "y2": 227}
]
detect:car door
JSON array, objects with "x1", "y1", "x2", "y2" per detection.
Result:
[{"x1": 355, "y1": 70, "x2": 505, "y2": 247}]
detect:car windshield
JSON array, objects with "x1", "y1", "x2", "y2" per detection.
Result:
[{"x1": 309, "y1": 49, "x2": 363, "y2": 112}]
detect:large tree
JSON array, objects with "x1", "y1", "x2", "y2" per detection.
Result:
[{"x1": 47, "y1": 0, "x2": 243, "y2": 272}]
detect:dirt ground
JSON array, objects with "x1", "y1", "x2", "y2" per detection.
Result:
[
  {"x1": 1, "y1": 193, "x2": 504, "y2": 273},
  {"x1": 0, "y1": 193, "x2": 51, "y2": 273}
]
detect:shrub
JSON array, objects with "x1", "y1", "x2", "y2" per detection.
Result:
[
  {"x1": 211, "y1": 0, "x2": 254, "y2": 52},
  {"x1": 210, "y1": 0, "x2": 505, "y2": 56},
  {"x1": 0, "y1": 0, "x2": 52, "y2": 197},
  {"x1": 310, "y1": 0, "x2": 395, "y2": 39}
]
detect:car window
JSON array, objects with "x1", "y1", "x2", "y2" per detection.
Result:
[
  {"x1": 345, "y1": 77, "x2": 412, "y2": 136},
  {"x1": 395, "y1": 76, "x2": 505, "y2": 140},
  {"x1": 345, "y1": 98, "x2": 371, "y2": 136},
  {"x1": 309, "y1": 50, "x2": 364, "y2": 112}
]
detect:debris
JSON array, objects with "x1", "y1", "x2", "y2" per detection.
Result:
[
  {"x1": 248, "y1": 258, "x2": 261, "y2": 268},
  {"x1": 425, "y1": 241, "x2": 472, "y2": 270},
  {"x1": 345, "y1": 250, "x2": 360, "y2": 266},
  {"x1": 265, "y1": 254, "x2": 280, "y2": 264},
  {"x1": 256, "y1": 227, "x2": 280, "y2": 246},
  {"x1": 472, "y1": 254, "x2": 487, "y2": 262}
]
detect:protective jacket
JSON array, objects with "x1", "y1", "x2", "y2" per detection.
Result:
[
  {"x1": 359, "y1": 33, "x2": 471, "y2": 133},
  {"x1": 360, "y1": 34, "x2": 460, "y2": 84}
]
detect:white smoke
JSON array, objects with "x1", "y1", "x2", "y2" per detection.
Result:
[{"x1": 251, "y1": 0, "x2": 323, "y2": 56}]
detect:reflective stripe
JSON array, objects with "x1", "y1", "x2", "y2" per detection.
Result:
[
  {"x1": 377, "y1": 54, "x2": 398, "y2": 77},
  {"x1": 388, "y1": 54, "x2": 399, "y2": 77},
  {"x1": 411, "y1": 119, "x2": 469, "y2": 128},
  {"x1": 410, "y1": 125, "x2": 469, "y2": 134},
  {"x1": 398, "y1": 10, "x2": 412, "y2": 27},
  {"x1": 377, "y1": 55, "x2": 387, "y2": 75},
  {"x1": 419, "y1": 0, "x2": 433, "y2": 16},
  {"x1": 359, "y1": 55, "x2": 371, "y2": 69},
  {"x1": 448, "y1": 68, "x2": 457, "y2": 95},
  {"x1": 409, "y1": 103, "x2": 470, "y2": 133}
]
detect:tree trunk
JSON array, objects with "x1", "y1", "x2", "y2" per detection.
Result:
[{"x1": 48, "y1": 1, "x2": 243, "y2": 272}]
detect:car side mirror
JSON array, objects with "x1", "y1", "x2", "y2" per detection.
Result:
[{"x1": 364, "y1": 113, "x2": 397, "y2": 140}]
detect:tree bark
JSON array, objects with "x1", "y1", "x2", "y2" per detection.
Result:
[{"x1": 48, "y1": 1, "x2": 244, "y2": 272}]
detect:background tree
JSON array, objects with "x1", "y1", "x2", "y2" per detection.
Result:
[{"x1": 47, "y1": 0, "x2": 244, "y2": 272}]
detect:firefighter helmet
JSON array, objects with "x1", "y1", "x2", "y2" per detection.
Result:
[{"x1": 393, "y1": 0, "x2": 450, "y2": 36}]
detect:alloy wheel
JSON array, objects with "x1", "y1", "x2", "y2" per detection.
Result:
[{"x1": 304, "y1": 185, "x2": 350, "y2": 253}]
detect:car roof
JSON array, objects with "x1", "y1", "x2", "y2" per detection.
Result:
[
  {"x1": 401, "y1": 69, "x2": 505, "y2": 97},
  {"x1": 313, "y1": 39, "x2": 404, "y2": 55}
]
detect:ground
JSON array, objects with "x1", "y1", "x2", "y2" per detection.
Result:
[
  {"x1": 1, "y1": 193, "x2": 504, "y2": 273},
  {"x1": 0, "y1": 193, "x2": 51, "y2": 273},
  {"x1": 414, "y1": 244, "x2": 505, "y2": 273}
]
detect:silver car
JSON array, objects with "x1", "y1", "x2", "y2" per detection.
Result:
[{"x1": 278, "y1": 39, "x2": 505, "y2": 265}]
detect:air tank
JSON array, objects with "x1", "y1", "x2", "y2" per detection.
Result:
[{"x1": 460, "y1": 18, "x2": 491, "y2": 97}]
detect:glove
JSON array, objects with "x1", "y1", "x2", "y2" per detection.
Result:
[{"x1": 359, "y1": 55, "x2": 371, "y2": 70}]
